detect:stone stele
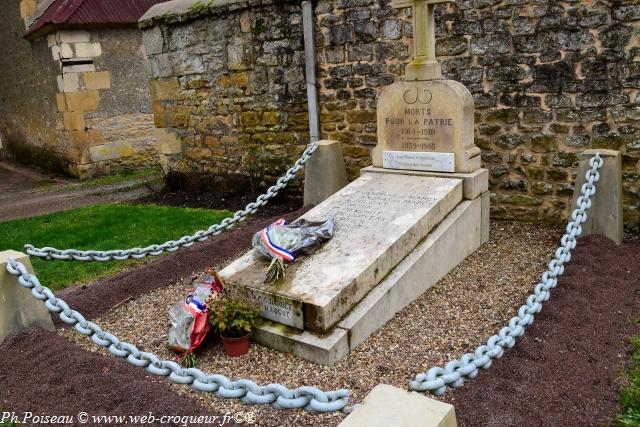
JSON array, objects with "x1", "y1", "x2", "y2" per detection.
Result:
[
  {"x1": 303, "y1": 140, "x2": 348, "y2": 206},
  {"x1": 220, "y1": 172, "x2": 462, "y2": 332},
  {"x1": 372, "y1": 79, "x2": 481, "y2": 174}
]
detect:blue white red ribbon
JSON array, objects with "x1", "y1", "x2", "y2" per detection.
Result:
[
  {"x1": 185, "y1": 295, "x2": 206, "y2": 313},
  {"x1": 260, "y1": 219, "x2": 296, "y2": 263}
]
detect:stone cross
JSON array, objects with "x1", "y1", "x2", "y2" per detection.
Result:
[{"x1": 392, "y1": 0, "x2": 449, "y2": 81}]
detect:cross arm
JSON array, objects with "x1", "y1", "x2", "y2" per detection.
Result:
[{"x1": 391, "y1": 0, "x2": 449, "y2": 9}]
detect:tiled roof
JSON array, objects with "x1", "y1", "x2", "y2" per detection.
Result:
[{"x1": 25, "y1": 0, "x2": 167, "y2": 39}]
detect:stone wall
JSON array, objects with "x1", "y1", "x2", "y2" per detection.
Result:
[
  {"x1": 0, "y1": 1, "x2": 158, "y2": 178},
  {"x1": 0, "y1": 0, "x2": 63, "y2": 163},
  {"x1": 142, "y1": 0, "x2": 309, "y2": 184},
  {"x1": 47, "y1": 27, "x2": 158, "y2": 178},
  {"x1": 142, "y1": 0, "x2": 640, "y2": 230}
]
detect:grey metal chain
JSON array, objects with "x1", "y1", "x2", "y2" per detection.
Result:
[
  {"x1": 25, "y1": 142, "x2": 319, "y2": 262},
  {"x1": 5, "y1": 256, "x2": 349, "y2": 413},
  {"x1": 410, "y1": 153, "x2": 604, "y2": 395},
  {"x1": 14, "y1": 147, "x2": 605, "y2": 406}
]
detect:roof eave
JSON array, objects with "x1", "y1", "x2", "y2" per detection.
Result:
[{"x1": 24, "y1": 22, "x2": 139, "y2": 41}]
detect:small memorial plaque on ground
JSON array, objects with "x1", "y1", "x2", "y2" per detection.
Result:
[{"x1": 249, "y1": 289, "x2": 304, "y2": 330}]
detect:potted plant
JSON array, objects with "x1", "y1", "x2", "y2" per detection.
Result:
[{"x1": 209, "y1": 287, "x2": 260, "y2": 357}]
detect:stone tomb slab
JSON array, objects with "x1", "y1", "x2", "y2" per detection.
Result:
[
  {"x1": 220, "y1": 173, "x2": 462, "y2": 333},
  {"x1": 251, "y1": 196, "x2": 483, "y2": 365}
]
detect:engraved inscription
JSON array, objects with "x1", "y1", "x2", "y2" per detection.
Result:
[
  {"x1": 380, "y1": 90, "x2": 456, "y2": 155},
  {"x1": 383, "y1": 150, "x2": 455, "y2": 172},
  {"x1": 329, "y1": 190, "x2": 438, "y2": 232},
  {"x1": 384, "y1": 105, "x2": 454, "y2": 148},
  {"x1": 250, "y1": 290, "x2": 304, "y2": 329}
]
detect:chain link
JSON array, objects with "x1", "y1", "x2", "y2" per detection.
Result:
[
  {"x1": 410, "y1": 153, "x2": 604, "y2": 395},
  {"x1": 4, "y1": 256, "x2": 349, "y2": 413},
  {"x1": 25, "y1": 142, "x2": 319, "y2": 262}
]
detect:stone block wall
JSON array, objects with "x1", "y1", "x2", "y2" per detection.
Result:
[
  {"x1": 0, "y1": 0, "x2": 158, "y2": 179},
  {"x1": 314, "y1": 0, "x2": 640, "y2": 228},
  {"x1": 142, "y1": 0, "x2": 640, "y2": 229},
  {"x1": 48, "y1": 28, "x2": 158, "y2": 178},
  {"x1": 142, "y1": 0, "x2": 310, "y2": 184},
  {"x1": 0, "y1": 0, "x2": 63, "y2": 163}
]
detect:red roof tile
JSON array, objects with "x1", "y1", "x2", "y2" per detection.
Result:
[{"x1": 25, "y1": 0, "x2": 167, "y2": 39}]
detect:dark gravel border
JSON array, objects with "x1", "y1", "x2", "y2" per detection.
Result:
[
  {"x1": 447, "y1": 234, "x2": 640, "y2": 427},
  {"x1": 0, "y1": 328, "x2": 220, "y2": 427}
]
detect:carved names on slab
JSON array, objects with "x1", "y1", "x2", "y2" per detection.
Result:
[
  {"x1": 249, "y1": 289, "x2": 304, "y2": 329},
  {"x1": 328, "y1": 189, "x2": 438, "y2": 233}
]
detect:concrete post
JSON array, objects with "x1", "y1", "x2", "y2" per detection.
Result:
[
  {"x1": 571, "y1": 149, "x2": 624, "y2": 245},
  {"x1": 302, "y1": 1, "x2": 320, "y2": 143},
  {"x1": 339, "y1": 384, "x2": 457, "y2": 427},
  {"x1": 0, "y1": 250, "x2": 55, "y2": 345},
  {"x1": 303, "y1": 140, "x2": 349, "y2": 206}
]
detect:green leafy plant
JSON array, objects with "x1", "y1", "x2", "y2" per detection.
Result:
[
  {"x1": 209, "y1": 287, "x2": 260, "y2": 338},
  {"x1": 617, "y1": 335, "x2": 640, "y2": 426},
  {"x1": 265, "y1": 257, "x2": 286, "y2": 284},
  {"x1": 179, "y1": 351, "x2": 198, "y2": 368}
]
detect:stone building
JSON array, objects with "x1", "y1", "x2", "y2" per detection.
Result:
[
  {"x1": 140, "y1": 0, "x2": 640, "y2": 230},
  {"x1": 0, "y1": 0, "x2": 166, "y2": 178}
]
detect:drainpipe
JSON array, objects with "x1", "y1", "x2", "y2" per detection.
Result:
[{"x1": 302, "y1": 1, "x2": 319, "y2": 142}]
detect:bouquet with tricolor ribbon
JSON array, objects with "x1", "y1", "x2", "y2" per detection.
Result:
[
  {"x1": 252, "y1": 217, "x2": 334, "y2": 283},
  {"x1": 168, "y1": 271, "x2": 224, "y2": 358}
]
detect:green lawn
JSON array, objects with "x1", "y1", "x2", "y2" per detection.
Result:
[
  {"x1": 0, "y1": 204, "x2": 231, "y2": 290},
  {"x1": 618, "y1": 334, "x2": 640, "y2": 426}
]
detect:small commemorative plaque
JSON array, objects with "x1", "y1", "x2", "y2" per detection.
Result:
[
  {"x1": 383, "y1": 150, "x2": 455, "y2": 172},
  {"x1": 249, "y1": 288, "x2": 304, "y2": 330}
]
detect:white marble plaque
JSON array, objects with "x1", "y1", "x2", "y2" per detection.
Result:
[
  {"x1": 383, "y1": 150, "x2": 455, "y2": 172},
  {"x1": 249, "y1": 289, "x2": 304, "y2": 330}
]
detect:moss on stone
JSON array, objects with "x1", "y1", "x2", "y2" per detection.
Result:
[
  {"x1": 531, "y1": 135, "x2": 558, "y2": 153},
  {"x1": 592, "y1": 134, "x2": 625, "y2": 150},
  {"x1": 6, "y1": 141, "x2": 70, "y2": 177}
]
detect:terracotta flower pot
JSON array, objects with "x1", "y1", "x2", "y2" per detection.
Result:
[{"x1": 221, "y1": 332, "x2": 250, "y2": 357}]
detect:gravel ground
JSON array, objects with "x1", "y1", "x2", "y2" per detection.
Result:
[{"x1": 60, "y1": 221, "x2": 561, "y2": 426}]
